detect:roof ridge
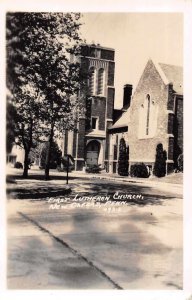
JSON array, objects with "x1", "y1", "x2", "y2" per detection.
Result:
[
  {"x1": 159, "y1": 62, "x2": 183, "y2": 68},
  {"x1": 152, "y1": 60, "x2": 170, "y2": 85}
]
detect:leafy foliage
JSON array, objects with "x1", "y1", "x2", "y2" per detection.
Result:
[
  {"x1": 6, "y1": 98, "x2": 17, "y2": 153},
  {"x1": 14, "y1": 161, "x2": 23, "y2": 169},
  {"x1": 153, "y1": 143, "x2": 167, "y2": 177},
  {"x1": 85, "y1": 164, "x2": 102, "y2": 173},
  {"x1": 39, "y1": 141, "x2": 62, "y2": 169},
  {"x1": 6, "y1": 12, "x2": 83, "y2": 179},
  {"x1": 118, "y1": 138, "x2": 129, "y2": 176},
  {"x1": 130, "y1": 163, "x2": 149, "y2": 178},
  {"x1": 177, "y1": 153, "x2": 183, "y2": 172},
  {"x1": 57, "y1": 155, "x2": 75, "y2": 172}
]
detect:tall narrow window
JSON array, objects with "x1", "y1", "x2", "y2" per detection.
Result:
[
  {"x1": 116, "y1": 134, "x2": 118, "y2": 145},
  {"x1": 91, "y1": 117, "x2": 98, "y2": 130},
  {"x1": 146, "y1": 94, "x2": 151, "y2": 135},
  {"x1": 89, "y1": 67, "x2": 95, "y2": 95},
  {"x1": 97, "y1": 68, "x2": 104, "y2": 95}
]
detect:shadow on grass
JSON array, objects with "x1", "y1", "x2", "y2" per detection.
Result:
[
  {"x1": 6, "y1": 186, "x2": 72, "y2": 200},
  {"x1": 6, "y1": 174, "x2": 179, "y2": 205},
  {"x1": 69, "y1": 180, "x2": 177, "y2": 206},
  {"x1": 6, "y1": 173, "x2": 83, "y2": 183},
  {"x1": 84, "y1": 192, "x2": 175, "y2": 206},
  {"x1": 108, "y1": 193, "x2": 173, "y2": 206}
]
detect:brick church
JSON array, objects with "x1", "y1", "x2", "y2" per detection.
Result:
[
  {"x1": 108, "y1": 59, "x2": 183, "y2": 174},
  {"x1": 62, "y1": 43, "x2": 115, "y2": 171},
  {"x1": 8, "y1": 43, "x2": 183, "y2": 175},
  {"x1": 62, "y1": 44, "x2": 183, "y2": 174}
]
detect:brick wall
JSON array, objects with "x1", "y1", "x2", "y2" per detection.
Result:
[
  {"x1": 176, "y1": 97, "x2": 183, "y2": 152},
  {"x1": 108, "y1": 62, "x2": 115, "y2": 86},
  {"x1": 129, "y1": 59, "x2": 169, "y2": 163},
  {"x1": 167, "y1": 84, "x2": 175, "y2": 110},
  {"x1": 72, "y1": 43, "x2": 115, "y2": 171},
  {"x1": 101, "y1": 49, "x2": 114, "y2": 61},
  {"x1": 107, "y1": 87, "x2": 115, "y2": 119},
  {"x1": 81, "y1": 45, "x2": 115, "y2": 61},
  {"x1": 77, "y1": 118, "x2": 86, "y2": 159},
  {"x1": 91, "y1": 97, "x2": 106, "y2": 130},
  {"x1": 105, "y1": 120, "x2": 113, "y2": 160},
  {"x1": 172, "y1": 96, "x2": 183, "y2": 166},
  {"x1": 168, "y1": 137, "x2": 174, "y2": 160},
  {"x1": 168, "y1": 113, "x2": 174, "y2": 134}
]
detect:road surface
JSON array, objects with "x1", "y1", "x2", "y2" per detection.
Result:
[{"x1": 7, "y1": 176, "x2": 182, "y2": 290}]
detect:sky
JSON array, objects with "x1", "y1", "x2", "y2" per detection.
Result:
[{"x1": 80, "y1": 13, "x2": 183, "y2": 108}]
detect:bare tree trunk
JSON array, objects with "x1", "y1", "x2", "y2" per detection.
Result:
[
  {"x1": 22, "y1": 118, "x2": 33, "y2": 178},
  {"x1": 23, "y1": 149, "x2": 29, "y2": 178},
  {"x1": 44, "y1": 123, "x2": 54, "y2": 180}
]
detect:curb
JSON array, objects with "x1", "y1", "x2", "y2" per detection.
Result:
[{"x1": 72, "y1": 172, "x2": 183, "y2": 188}]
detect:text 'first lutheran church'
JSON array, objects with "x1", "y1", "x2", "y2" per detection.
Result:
[{"x1": 62, "y1": 43, "x2": 183, "y2": 174}]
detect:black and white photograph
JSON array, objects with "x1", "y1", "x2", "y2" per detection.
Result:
[{"x1": 1, "y1": 1, "x2": 192, "y2": 298}]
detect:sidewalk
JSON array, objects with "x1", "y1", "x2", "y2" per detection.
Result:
[
  {"x1": 7, "y1": 166, "x2": 183, "y2": 185},
  {"x1": 72, "y1": 170, "x2": 183, "y2": 188}
]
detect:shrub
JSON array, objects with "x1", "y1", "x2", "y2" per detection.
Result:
[
  {"x1": 177, "y1": 153, "x2": 183, "y2": 172},
  {"x1": 14, "y1": 161, "x2": 23, "y2": 169},
  {"x1": 118, "y1": 138, "x2": 129, "y2": 176},
  {"x1": 153, "y1": 143, "x2": 167, "y2": 177},
  {"x1": 57, "y1": 155, "x2": 75, "y2": 172},
  {"x1": 39, "y1": 141, "x2": 62, "y2": 169},
  {"x1": 85, "y1": 164, "x2": 102, "y2": 173},
  {"x1": 130, "y1": 163, "x2": 149, "y2": 178},
  {"x1": 39, "y1": 161, "x2": 57, "y2": 169},
  {"x1": 57, "y1": 165, "x2": 74, "y2": 172}
]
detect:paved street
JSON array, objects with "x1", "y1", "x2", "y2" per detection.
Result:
[{"x1": 7, "y1": 172, "x2": 182, "y2": 290}]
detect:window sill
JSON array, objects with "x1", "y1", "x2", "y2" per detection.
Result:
[{"x1": 138, "y1": 134, "x2": 155, "y2": 140}]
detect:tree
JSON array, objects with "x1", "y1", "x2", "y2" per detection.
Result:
[
  {"x1": 6, "y1": 79, "x2": 43, "y2": 178},
  {"x1": 6, "y1": 97, "x2": 17, "y2": 154},
  {"x1": 7, "y1": 14, "x2": 47, "y2": 177},
  {"x1": 6, "y1": 12, "x2": 82, "y2": 179},
  {"x1": 38, "y1": 141, "x2": 62, "y2": 169},
  {"x1": 153, "y1": 143, "x2": 167, "y2": 177},
  {"x1": 118, "y1": 138, "x2": 129, "y2": 176}
]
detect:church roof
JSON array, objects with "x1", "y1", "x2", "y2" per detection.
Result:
[
  {"x1": 156, "y1": 62, "x2": 183, "y2": 95},
  {"x1": 109, "y1": 60, "x2": 183, "y2": 132},
  {"x1": 109, "y1": 109, "x2": 130, "y2": 130}
]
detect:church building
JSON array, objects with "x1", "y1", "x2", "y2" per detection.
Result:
[
  {"x1": 62, "y1": 43, "x2": 115, "y2": 171},
  {"x1": 8, "y1": 43, "x2": 183, "y2": 176},
  {"x1": 108, "y1": 59, "x2": 183, "y2": 174}
]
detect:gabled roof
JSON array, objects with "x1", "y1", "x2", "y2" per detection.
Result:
[
  {"x1": 154, "y1": 61, "x2": 183, "y2": 95},
  {"x1": 109, "y1": 60, "x2": 183, "y2": 132},
  {"x1": 109, "y1": 109, "x2": 130, "y2": 130},
  {"x1": 159, "y1": 63, "x2": 183, "y2": 94}
]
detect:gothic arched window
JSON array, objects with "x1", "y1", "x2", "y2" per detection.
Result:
[
  {"x1": 138, "y1": 94, "x2": 158, "y2": 139},
  {"x1": 89, "y1": 67, "x2": 96, "y2": 95},
  {"x1": 97, "y1": 68, "x2": 104, "y2": 95},
  {"x1": 146, "y1": 94, "x2": 151, "y2": 135}
]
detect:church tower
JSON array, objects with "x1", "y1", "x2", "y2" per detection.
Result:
[{"x1": 62, "y1": 43, "x2": 115, "y2": 171}]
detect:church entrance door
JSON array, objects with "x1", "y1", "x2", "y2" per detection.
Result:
[{"x1": 86, "y1": 140, "x2": 100, "y2": 166}]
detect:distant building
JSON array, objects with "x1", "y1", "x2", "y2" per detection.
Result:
[
  {"x1": 7, "y1": 144, "x2": 24, "y2": 167},
  {"x1": 108, "y1": 59, "x2": 183, "y2": 174}
]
